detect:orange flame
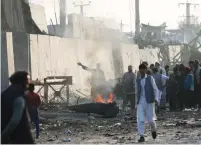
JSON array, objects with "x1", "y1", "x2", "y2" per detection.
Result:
[
  {"x1": 93, "y1": 95, "x2": 105, "y2": 103},
  {"x1": 106, "y1": 93, "x2": 114, "y2": 103},
  {"x1": 93, "y1": 93, "x2": 114, "y2": 104}
]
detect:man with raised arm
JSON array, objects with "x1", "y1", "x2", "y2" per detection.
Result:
[{"x1": 77, "y1": 62, "x2": 105, "y2": 99}]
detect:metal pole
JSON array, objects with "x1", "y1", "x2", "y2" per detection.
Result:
[
  {"x1": 135, "y1": 0, "x2": 140, "y2": 35},
  {"x1": 80, "y1": 5, "x2": 83, "y2": 15},
  {"x1": 60, "y1": 0, "x2": 66, "y2": 34},
  {"x1": 186, "y1": 2, "x2": 190, "y2": 26}
]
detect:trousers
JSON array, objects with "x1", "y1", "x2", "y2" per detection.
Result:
[
  {"x1": 29, "y1": 107, "x2": 40, "y2": 138},
  {"x1": 137, "y1": 97, "x2": 157, "y2": 136},
  {"x1": 123, "y1": 93, "x2": 135, "y2": 110}
]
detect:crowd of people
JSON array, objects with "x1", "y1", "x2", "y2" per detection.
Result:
[
  {"x1": 121, "y1": 60, "x2": 201, "y2": 142},
  {"x1": 121, "y1": 60, "x2": 201, "y2": 112},
  {"x1": 1, "y1": 59, "x2": 201, "y2": 143}
]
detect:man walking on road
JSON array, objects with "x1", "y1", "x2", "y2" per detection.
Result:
[{"x1": 136, "y1": 64, "x2": 158, "y2": 142}]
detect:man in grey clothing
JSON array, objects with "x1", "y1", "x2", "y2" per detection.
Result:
[{"x1": 122, "y1": 65, "x2": 136, "y2": 111}]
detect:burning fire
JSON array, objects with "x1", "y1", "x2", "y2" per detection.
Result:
[{"x1": 93, "y1": 93, "x2": 114, "y2": 104}]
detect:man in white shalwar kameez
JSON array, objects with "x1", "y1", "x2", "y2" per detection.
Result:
[
  {"x1": 152, "y1": 67, "x2": 169, "y2": 109},
  {"x1": 136, "y1": 64, "x2": 158, "y2": 142}
]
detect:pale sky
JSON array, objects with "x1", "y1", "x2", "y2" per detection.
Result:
[{"x1": 31, "y1": 0, "x2": 201, "y2": 32}]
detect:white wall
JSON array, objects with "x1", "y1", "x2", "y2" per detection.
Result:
[{"x1": 29, "y1": 34, "x2": 159, "y2": 95}]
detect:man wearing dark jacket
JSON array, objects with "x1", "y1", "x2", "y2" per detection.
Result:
[
  {"x1": 1, "y1": 71, "x2": 34, "y2": 144},
  {"x1": 121, "y1": 65, "x2": 136, "y2": 111}
]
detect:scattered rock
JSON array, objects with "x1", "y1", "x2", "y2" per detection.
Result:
[
  {"x1": 47, "y1": 138, "x2": 55, "y2": 142},
  {"x1": 113, "y1": 123, "x2": 122, "y2": 127},
  {"x1": 103, "y1": 133, "x2": 117, "y2": 137},
  {"x1": 88, "y1": 116, "x2": 95, "y2": 122},
  {"x1": 62, "y1": 138, "x2": 71, "y2": 142},
  {"x1": 98, "y1": 126, "x2": 104, "y2": 128},
  {"x1": 64, "y1": 129, "x2": 72, "y2": 134},
  {"x1": 163, "y1": 123, "x2": 175, "y2": 127},
  {"x1": 40, "y1": 127, "x2": 45, "y2": 131}
]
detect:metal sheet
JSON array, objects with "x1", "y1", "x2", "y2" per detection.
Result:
[
  {"x1": 1, "y1": 0, "x2": 25, "y2": 31},
  {"x1": 1, "y1": 32, "x2": 15, "y2": 90},
  {"x1": 12, "y1": 32, "x2": 29, "y2": 72}
]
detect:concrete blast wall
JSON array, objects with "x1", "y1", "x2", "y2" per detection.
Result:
[
  {"x1": 1, "y1": 32, "x2": 159, "y2": 95},
  {"x1": 1, "y1": 32, "x2": 15, "y2": 91}
]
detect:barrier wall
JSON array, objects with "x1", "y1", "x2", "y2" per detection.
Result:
[
  {"x1": 1, "y1": 32, "x2": 160, "y2": 95},
  {"x1": 120, "y1": 43, "x2": 159, "y2": 73},
  {"x1": 1, "y1": 32, "x2": 15, "y2": 91}
]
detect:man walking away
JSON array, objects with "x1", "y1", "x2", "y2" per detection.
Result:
[
  {"x1": 166, "y1": 74, "x2": 179, "y2": 112},
  {"x1": 26, "y1": 83, "x2": 41, "y2": 139},
  {"x1": 136, "y1": 64, "x2": 158, "y2": 142},
  {"x1": 1, "y1": 71, "x2": 34, "y2": 144},
  {"x1": 194, "y1": 60, "x2": 201, "y2": 109},
  {"x1": 121, "y1": 65, "x2": 136, "y2": 112}
]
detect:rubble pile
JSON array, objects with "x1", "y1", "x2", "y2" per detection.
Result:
[{"x1": 35, "y1": 106, "x2": 201, "y2": 144}]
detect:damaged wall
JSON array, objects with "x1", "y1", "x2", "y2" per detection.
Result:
[
  {"x1": 2, "y1": 32, "x2": 159, "y2": 96},
  {"x1": 1, "y1": 0, "x2": 44, "y2": 34}
]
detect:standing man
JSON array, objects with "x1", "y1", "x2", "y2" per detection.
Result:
[
  {"x1": 165, "y1": 65, "x2": 170, "y2": 76},
  {"x1": 189, "y1": 60, "x2": 195, "y2": 72},
  {"x1": 26, "y1": 83, "x2": 41, "y2": 139},
  {"x1": 194, "y1": 60, "x2": 201, "y2": 108},
  {"x1": 77, "y1": 62, "x2": 105, "y2": 99},
  {"x1": 1, "y1": 71, "x2": 34, "y2": 144},
  {"x1": 152, "y1": 68, "x2": 168, "y2": 109},
  {"x1": 137, "y1": 61, "x2": 152, "y2": 78},
  {"x1": 136, "y1": 64, "x2": 158, "y2": 142},
  {"x1": 155, "y1": 62, "x2": 166, "y2": 76},
  {"x1": 184, "y1": 67, "x2": 195, "y2": 108},
  {"x1": 150, "y1": 64, "x2": 155, "y2": 71},
  {"x1": 177, "y1": 64, "x2": 185, "y2": 111},
  {"x1": 121, "y1": 65, "x2": 136, "y2": 112}
]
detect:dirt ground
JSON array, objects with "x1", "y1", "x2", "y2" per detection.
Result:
[{"x1": 34, "y1": 105, "x2": 201, "y2": 144}]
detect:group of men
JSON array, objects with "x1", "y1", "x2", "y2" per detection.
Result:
[
  {"x1": 170, "y1": 60, "x2": 201, "y2": 110},
  {"x1": 121, "y1": 62, "x2": 169, "y2": 142},
  {"x1": 1, "y1": 71, "x2": 41, "y2": 144},
  {"x1": 77, "y1": 61, "x2": 165, "y2": 142},
  {"x1": 121, "y1": 60, "x2": 201, "y2": 142},
  {"x1": 2, "y1": 60, "x2": 200, "y2": 143}
]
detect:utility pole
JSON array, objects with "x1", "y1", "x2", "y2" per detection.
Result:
[
  {"x1": 120, "y1": 20, "x2": 128, "y2": 32},
  {"x1": 120, "y1": 20, "x2": 126, "y2": 32},
  {"x1": 60, "y1": 0, "x2": 67, "y2": 33},
  {"x1": 73, "y1": 0, "x2": 91, "y2": 16},
  {"x1": 179, "y1": 1, "x2": 199, "y2": 27},
  {"x1": 135, "y1": 0, "x2": 140, "y2": 35}
]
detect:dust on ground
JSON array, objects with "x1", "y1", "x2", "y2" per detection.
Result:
[{"x1": 34, "y1": 105, "x2": 201, "y2": 144}]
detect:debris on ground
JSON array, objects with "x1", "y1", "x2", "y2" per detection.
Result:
[{"x1": 35, "y1": 105, "x2": 201, "y2": 144}]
